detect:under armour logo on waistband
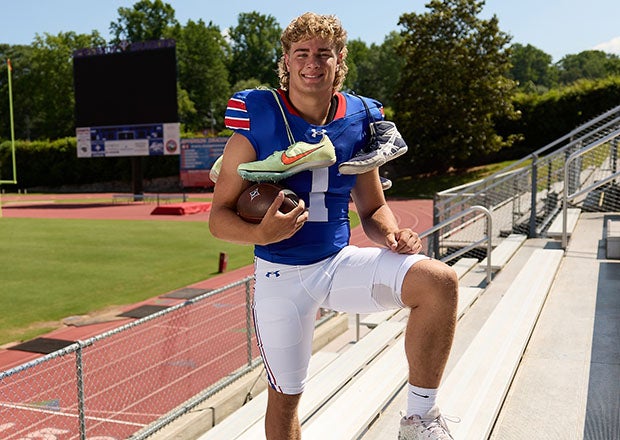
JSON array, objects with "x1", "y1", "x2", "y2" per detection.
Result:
[{"x1": 265, "y1": 271, "x2": 281, "y2": 278}]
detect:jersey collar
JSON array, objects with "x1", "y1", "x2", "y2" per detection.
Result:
[{"x1": 276, "y1": 89, "x2": 347, "y2": 123}]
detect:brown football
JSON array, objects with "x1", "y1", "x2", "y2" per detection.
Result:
[{"x1": 236, "y1": 183, "x2": 300, "y2": 224}]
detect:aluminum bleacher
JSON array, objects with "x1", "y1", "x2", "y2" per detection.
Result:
[{"x1": 190, "y1": 243, "x2": 562, "y2": 440}]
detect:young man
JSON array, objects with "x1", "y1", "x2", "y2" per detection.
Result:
[{"x1": 209, "y1": 12, "x2": 458, "y2": 440}]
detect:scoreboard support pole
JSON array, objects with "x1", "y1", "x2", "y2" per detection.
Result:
[{"x1": 131, "y1": 157, "x2": 144, "y2": 201}]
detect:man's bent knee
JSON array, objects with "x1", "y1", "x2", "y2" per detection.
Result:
[{"x1": 400, "y1": 259, "x2": 458, "y2": 309}]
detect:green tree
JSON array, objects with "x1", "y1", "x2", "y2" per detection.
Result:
[
  {"x1": 344, "y1": 33, "x2": 405, "y2": 109},
  {"x1": 374, "y1": 32, "x2": 407, "y2": 108},
  {"x1": 231, "y1": 78, "x2": 266, "y2": 92},
  {"x1": 109, "y1": 0, "x2": 177, "y2": 43},
  {"x1": 173, "y1": 19, "x2": 231, "y2": 132},
  {"x1": 23, "y1": 32, "x2": 105, "y2": 139},
  {"x1": 228, "y1": 12, "x2": 282, "y2": 87},
  {"x1": 557, "y1": 50, "x2": 620, "y2": 85},
  {"x1": 393, "y1": 0, "x2": 519, "y2": 173},
  {"x1": 0, "y1": 44, "x2": 33, "y2": 140},
  {"x1": 509, "y1": 43, "x2": 557, "y2": 92},
  {"x1": 343, "y1": 39, "x2": 368, "y2": 92}
]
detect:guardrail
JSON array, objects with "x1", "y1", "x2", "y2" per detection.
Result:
[
  {"x1": 354, "y1": 205, "x2": 492, "y2": 340},
  {"x1": 562, "y1": 129, "x2": 620, "y2": 247},
  {"x1": 433, "y1": 104, "x2": 620, "y2": 258},
  {"x1": 420, "y1": 205, "x2": 493, "y2": 284}
]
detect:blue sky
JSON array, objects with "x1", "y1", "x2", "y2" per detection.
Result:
[{"x1": 2, "y1": 0, "x2": 620, "y2": 62}]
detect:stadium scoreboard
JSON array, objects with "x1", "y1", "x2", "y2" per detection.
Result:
[{"x1": 73, "y1": 39, "x2": 179, "y2": 158}]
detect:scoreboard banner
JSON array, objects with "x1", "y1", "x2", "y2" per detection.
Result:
[
  {"x1": 180, "y1": 137, "x2": 228, "y2": 188},
  {"x1": 76, "y1": 122, "x2": 180, "y2": 158}
]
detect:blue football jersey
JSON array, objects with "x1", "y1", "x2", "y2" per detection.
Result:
[{"x1": 225, "y1": 88, "x2": 384, "y2": 265}]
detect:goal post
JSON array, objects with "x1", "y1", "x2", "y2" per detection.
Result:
[
  {"x1": 1, "y1": 58, "x2": 17, "y2": 185},
  {"x1": 1, "y1": 59, "x2": 17, "y2": 217}
]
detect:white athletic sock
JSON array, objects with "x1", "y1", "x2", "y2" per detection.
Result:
[{"x1": 406, "y1": 383, "x2": 438, "y2": 417}]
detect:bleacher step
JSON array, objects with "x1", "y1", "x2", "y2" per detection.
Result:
[
  {"x1": 299, "y1": 284, "x2": 482, "y2": 439},
  {"x1": 302, "y1": 341, "x2": 407, "y2": 439},
  {"x1": 547, "y1": 208, "x2": 581, "y2": 238},
  {"x1": 457, "y1": 287, "x2": 483, "y2": 319},
  {"x1": 478, "y1": 233, "x2": 527, "y2": 271},
  {"x1": 452, "y1": 257, "x2": 479, "y2": 278},
  {"x1": 437, "y1": 248, "x2": 564, "y2": 439},
  {"x1": 605, "y1": 218, "x2": 620, "y2": 259},
  {"x1": 359, "y1": 309, "x2": 397, "y2": 329}
]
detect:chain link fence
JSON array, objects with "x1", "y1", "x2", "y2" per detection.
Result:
[
  {"x1": 2, "y1": 278, "x2": 259, "y2": 439},
  {"x1": 0, "y1": 277, "x2": 334, "y2": 439}
]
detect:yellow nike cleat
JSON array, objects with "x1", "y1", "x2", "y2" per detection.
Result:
[{"x1": 237, "y1": 135, "x2": 336, "y2": 182}]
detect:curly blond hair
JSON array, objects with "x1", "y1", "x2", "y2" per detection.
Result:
[{"x1": 277, "y1": 12, "x2": 349, "y2": 91}]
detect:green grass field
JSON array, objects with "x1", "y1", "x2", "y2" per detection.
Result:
[{"x1": 0, "y1": 217, "x2": 254, "y2": 345}]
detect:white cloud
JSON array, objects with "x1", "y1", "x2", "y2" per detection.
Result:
[{"x1": 594, "y1": 36, "x2": 620, "y2": 55}]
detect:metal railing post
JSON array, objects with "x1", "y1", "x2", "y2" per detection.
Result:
[
  {"x1": 612, "y1": 139, "x2": 618, "y2": 175},
  {"x1": 76, "y1": 344, "x2": 87, "y2": 440},
  {"x1": 529, "y1": 153, "x2": 538, "y2": 238},
  {"x1": 484, "y1": 209, "x2": 493, "y2": 285},
  {"x1": 562, "y1": 156, "x2": 570, "y2": 248},
  {"x1": 245, "y1": 279, "x2": 253, "y2": 366}
]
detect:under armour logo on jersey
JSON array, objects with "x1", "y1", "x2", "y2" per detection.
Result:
[
  {"x1": 310, "y1": 128, "x2": 327, "y2": 138},
  {"x1": 265, "y1": 271, "x2": 281, "y2": 278}
]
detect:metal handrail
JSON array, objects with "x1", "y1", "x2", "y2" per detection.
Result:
[
  {"x1": 562, "y1": 128, "x2": 620, "y2": 248},
  {"x1": 420, "y1": 205, "x2": 493, "y2": 284}
]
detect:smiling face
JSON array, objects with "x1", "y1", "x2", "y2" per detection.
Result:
[
  {"x1": 277, "y1": 13, "x2": 348, "y2": 92},
  {"x1": 284, "y1": 38, "x2": 341, "y2": 97}
]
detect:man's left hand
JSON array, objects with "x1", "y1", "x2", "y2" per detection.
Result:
[{"x1": 387, "y1": 229, "x2": 422, "y2": 254}]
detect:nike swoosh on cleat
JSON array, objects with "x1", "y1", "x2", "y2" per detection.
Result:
[{"x1": 281, "y1": 145, "x2": 324, "y2": 165}]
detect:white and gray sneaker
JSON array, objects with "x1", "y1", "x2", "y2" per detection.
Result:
[
  {"x1": 339, "y1": 120, "x2": 408, "y2": 175},
  {"x1": 398, "y1": 406, "x2": 454, "y2": 440}
]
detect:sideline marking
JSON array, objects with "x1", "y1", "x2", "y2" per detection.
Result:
[{"x1": 0, "y1": 402, "x2": 145, "y2": 427}]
